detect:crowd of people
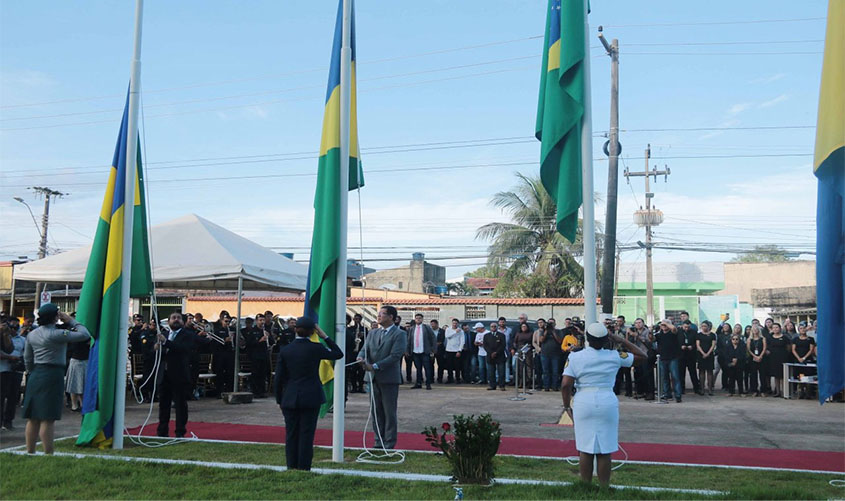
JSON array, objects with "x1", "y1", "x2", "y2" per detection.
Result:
[
  {"x1": 343, "y1": 311, "x2": 822, "y2": 403},
  {"x1": 0, "y1": 307, "x2": 825, "y2": 437}
]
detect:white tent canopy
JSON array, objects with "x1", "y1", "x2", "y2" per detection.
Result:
[{"x1": 14, "y1": 213, "x2": 307, "y2": 292}]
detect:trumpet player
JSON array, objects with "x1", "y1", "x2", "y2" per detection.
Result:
[{"x1": 244, "y1": 314, "x2": 272, "y2": 398}]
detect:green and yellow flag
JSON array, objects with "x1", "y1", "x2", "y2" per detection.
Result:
[
  {"x1": 536, "y1": 0, "x2": 586, "y2": 243},
  {"x1": 304, "y1": 0, "x2": 364, "y2": 417},
  {"x1": 77, "y1": 91, "x2": 153, "y2": 448}
]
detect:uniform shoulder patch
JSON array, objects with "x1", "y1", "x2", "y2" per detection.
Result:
[{"x1": 619, "y1": 351, "x2": 629, "y2": 359}]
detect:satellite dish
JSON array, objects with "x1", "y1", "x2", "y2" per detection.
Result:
[{"x1": 380, "y1": 284, "x2": 397, "y2": 291}]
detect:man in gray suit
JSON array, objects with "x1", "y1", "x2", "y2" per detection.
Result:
[
  {"x1": 406, "y1": 313, "x2": 436, "y2": 390},
  {"x1": 357, "y1": 305, "x2": 406, "y2": 449}
]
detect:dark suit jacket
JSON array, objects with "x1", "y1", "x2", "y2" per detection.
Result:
[
  {"x1": 483, "y1": 331, "x2": 507, "y2": 361},
  {"x1": 160, "y1": 328, "x2": 209, "y2": 385},
  {"x1": 274, "y1": 336, "x2": 343, "y2": 409},
  {"x1": 405, "y1": 323, "x2": 436, "y2": 354}
]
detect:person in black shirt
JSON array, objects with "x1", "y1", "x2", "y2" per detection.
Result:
[
  {"x1": 745, "y1": 325, "x2": 768, "y2": 396},
  {"x1": 655, "y1": 320, "x2": 683, "y2": 402},
  {"x1": 243, "y1": 315, "x2": 272, "y2": 398},
  {"x1": 696, "y1": 321, "x2": 717, "y2": 396},
  {"x1": 431, "y1": 319, "x2": 446, "y2": 384},
  {"x1": 766, "y1": 323, "x2": 790, "y2": 398},
  {"x1": 724, "y1": 334, "x2": 746, "y2": 396},
  {"x1": 211, "y1": 313, "x2": 235, "y2": 397},
  {"x1": 679, "y1": 320, "x2": 701, "y2": 395},
  {"x1": 347, "y1": 314, "x2": 367, "y2": 394},
  {"x1": 791, "y1": 323, "x2": 816, "y2": 399}
]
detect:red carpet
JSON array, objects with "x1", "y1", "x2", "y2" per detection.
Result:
[{"x1": 129, "y1": 421, "x2": 844, "y2": 473}]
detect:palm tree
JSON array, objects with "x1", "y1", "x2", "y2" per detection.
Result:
[{"x1": 476, "y1": 173, "x2": 596, "y2": 298}]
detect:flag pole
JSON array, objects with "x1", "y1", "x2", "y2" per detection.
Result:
[
  {"x1": 332, "y1": 0, "x2": 352, "y2": 463},
  {"x1": 580, "y1": 0, "x2": 597, "y2": 325},
  {"x1": 114, "y1": 0, "x2": 144, "y2": 450}
]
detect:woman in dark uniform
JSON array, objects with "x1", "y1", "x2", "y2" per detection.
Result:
[
  {"x1": 746, "y1": 325, "x2": 767, "y2": 397},
  {"x1": 723, "y1": 334, "x2": 746, "y2": 396},
  {"x1": 695, "y1": 321, "x2": 717, "y2": 396},
  {"x1": 766, "y1": 323, "x2": 790, "y2": 398}
]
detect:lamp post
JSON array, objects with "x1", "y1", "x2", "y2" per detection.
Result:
[{"x1": 14, "y1": 196, "x2": 47, "y2": 310}]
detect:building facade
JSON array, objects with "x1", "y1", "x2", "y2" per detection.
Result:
[{"x1": 363, "y1": 253, "x2": 446, "y2": 294}]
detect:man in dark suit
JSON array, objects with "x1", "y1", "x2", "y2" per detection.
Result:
[
  {"x1": 274, "y1": 317, "x2": 342, "y2": 471},
  {"x1": 155, "y1": 312, "x2": 211, "y2": 437},
  {"x1": 483, "y1": 322, "x2": 507, "y2": 391},
  {"x1": 358, "y1": 306, "x2": 406, "y2": 450},
  {"x1": 406, "y1": 313, "x2": 435, "y2": 390},
  {"x1": 431, "y1": 319, "x2": 447, "y2": 384}
]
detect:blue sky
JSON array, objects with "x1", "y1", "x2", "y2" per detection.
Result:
[{"x1": 0, "y1": 1, "x2": 824, "y2": 278}]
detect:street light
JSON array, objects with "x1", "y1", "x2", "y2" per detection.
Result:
[{"x1": 13, "y1": 197, "x2": 44, "y2": 241}]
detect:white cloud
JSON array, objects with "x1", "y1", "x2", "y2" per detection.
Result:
[
  {"x1": 758, "y1": 94, "x2": 788, "y2": 109},
  {"x1": 243, "y1": 106, "x2": 269, "y2": 119},
  {"x1": 749, "y1": 73, "x2": 786, "y2": 84},
  {"x1": 727, "y1": 102, "x2": 753, "y2": 115}
]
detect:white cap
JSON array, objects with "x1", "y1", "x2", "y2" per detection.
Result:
[
  {"x1": 586, "y1": 322, "x2": 608, "y2": 338},
  {"x1": 474, "y1": 322, "x2": 485, "y2": 329}
]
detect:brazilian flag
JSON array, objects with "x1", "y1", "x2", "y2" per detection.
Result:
[
  {"x1": 813, "y1": 0, "x2": 844, "y2": 404},
  {"x1": 304, "y1": 0, "x2": 364, "y2": 418},
  {"x1": 77, "y1": 90, "x2": 153, "y2": 447},
  {"x1": 536, "y1": 0, "x2": 586, "y2": 243}
]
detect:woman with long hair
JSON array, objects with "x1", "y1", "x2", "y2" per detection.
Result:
[
  {"x1": 696, "y1": 321, "x2": 717, "y2": 396},
  {"x1": 746, "y1": 325, "x2": 767, "y2": 397}
]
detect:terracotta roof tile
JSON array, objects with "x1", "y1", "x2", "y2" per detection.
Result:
[
  {"x1": 465, "y1": 278, "x2": 500, "y2": 289},
  {"x1": 384, "y1": 297, "x2": 591, "y2": 305}
]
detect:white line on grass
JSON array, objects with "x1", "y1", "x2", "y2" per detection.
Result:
[
  {"x1": 2, "y1": 449, "x2": 726, "y2": 496},
  {"x1": 117, "y1": 435, "x2": 845, "y2": 476}
]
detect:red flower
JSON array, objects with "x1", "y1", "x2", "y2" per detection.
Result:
[{"x1": 442, "y1": 422, "x2": 451, "y2": 432}]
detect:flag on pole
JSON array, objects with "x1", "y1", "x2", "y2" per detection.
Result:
[
  {"x1": 77, "y1": 91, "x2": 153, "y2": 447},
  {"x1": 813, "y1": 0, "x2": 844, "y2": 404},
  {"x1": 536, "y1": 0, "x2": 586, "y2": 243},
  {"x1": 304, "y1": 0, "x2": 364, "y2": 418}
]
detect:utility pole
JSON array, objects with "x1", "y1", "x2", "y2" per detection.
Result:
[
  {"x1": 598, "y1": 26, "x2": 620, "y2": 316},
  {"x1": 624, "y1": 145, "x2": 669, "y2": 326},
  {"x1": 30, "y1": 186, "x2": 65, "y2": 309}
]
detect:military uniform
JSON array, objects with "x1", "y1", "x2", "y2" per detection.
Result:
[
  {"x1": 129, "y1": 324, "x2": 158, "y2": 398},
  {"x1": 563, "y1": 346, "x2": 633, "y2": 454},
  {"x1": 211, "y1": 321, "x2": 235, "y2": 395},
  {"x1": 243, "y1": 325, "x2": 271, "y2": 397}
]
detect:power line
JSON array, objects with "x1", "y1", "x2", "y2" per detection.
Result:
[{"x1": 595, "y1": 17, "x2": 825, "y2": 28}]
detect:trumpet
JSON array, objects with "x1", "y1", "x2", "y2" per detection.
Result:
[{"x1": 204, "y1": 329, "x2": 227, "y2": 345}]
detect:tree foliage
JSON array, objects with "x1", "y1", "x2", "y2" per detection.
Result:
[
  {"x1": 475, "y1": 173, "x2": 591, "y2": 298},
  {"x1": 729, "y1": 244, "x2": 794, "y2": 263}
]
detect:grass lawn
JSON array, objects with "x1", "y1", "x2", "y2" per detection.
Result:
[{"x1": 0, "y1": 439, "x2": 840, "y2": 500}]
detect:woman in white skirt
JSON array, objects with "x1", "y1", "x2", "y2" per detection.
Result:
[
  {"x1": 65, "y1": 339, "x2": 89, "y2": 412},
  {"x1": 561, "y1": 323, "x2": 646, "y2": 486}
]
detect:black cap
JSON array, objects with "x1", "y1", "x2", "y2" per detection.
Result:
[
  {"x1": 38, "y1": 303, "x2": 58, "y2": 317},
  {"x1": 296, "y1": 316, "x2": 316, "y2": 331}
]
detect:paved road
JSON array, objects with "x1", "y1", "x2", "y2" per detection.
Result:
[{"x1": 2, "y1": 383, "x2": 843, "y2": 453}]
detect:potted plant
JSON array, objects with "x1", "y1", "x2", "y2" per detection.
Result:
[{"x1": 422, "y1": 414, "x2": 502, "y2": 485}]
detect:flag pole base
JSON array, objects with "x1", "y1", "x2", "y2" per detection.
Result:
[{"x1": 221, "y1": 392, "x2": 254, "y2": 405}]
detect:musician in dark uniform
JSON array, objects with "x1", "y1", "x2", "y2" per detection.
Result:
[
  {"x1": 345, "y1": 314, "x2": 368, "y2": 395},
  {"x1": 129, "y1": 314, "x2": 157, "y2": 400},
  {"x1": 244, "y1": 314, "x2": 272, "y2": 398},
  {"x1": 211, "y1": 313, "x2": 235, "y2": 397},
  {"x1": 274, "y1": 317, "x2": 343, "y2": 471}
]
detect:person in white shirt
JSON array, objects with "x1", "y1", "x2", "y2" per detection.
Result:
[
  {"x1": 473, "y1": 323, "x2": 488, "y2": 386},
  {"x1": 444, "y1": 319, "x2": 465, "y2": 384}
]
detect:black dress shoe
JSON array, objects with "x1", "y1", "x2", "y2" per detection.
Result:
[
  {"x1": 425, "y1": 384, "x2": 432, "y2": 390},
  {"x1": 411, "y1": 385, "x2": 422, "y2": 389}
]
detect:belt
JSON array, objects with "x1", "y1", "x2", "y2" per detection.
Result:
[
  {"x1": 575, "y1": 386, "x2": 612, "y2": 392},
  {"x1": 34, "y1": 363, "x2": 66, "y2": 369}
]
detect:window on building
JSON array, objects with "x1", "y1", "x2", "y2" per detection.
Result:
[
  {"x1": 465, "y1": 305, "x2": 486, "y2": 320},
  {"x1": 398, "y1": 281, "x2": 403, "y2": 290}
]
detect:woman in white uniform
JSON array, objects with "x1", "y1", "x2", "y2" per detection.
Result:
[{"x1": 561, "y1": 322, "x2": 646, "y2": 486}]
